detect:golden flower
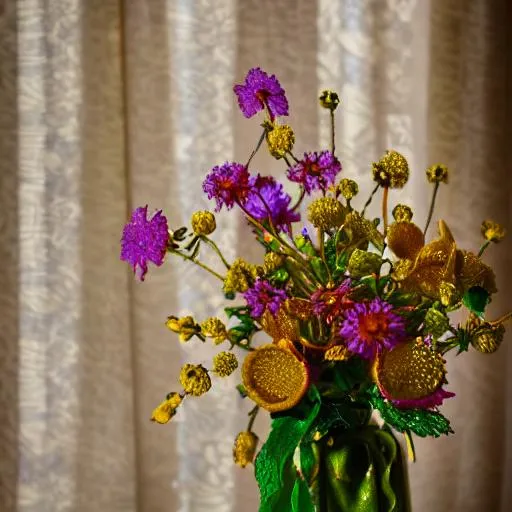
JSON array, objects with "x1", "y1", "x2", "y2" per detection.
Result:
[
  {"x1": 471, "y1": 324, "x2": 505, "y2": 354},
  {"x1": 481, "y1": 220, "x2": 506, "y2": 243},
  {"x1": 343, "y1": 211, "x2": 385, "y2": 252},
  {"x1": 426, "y1": 164, "x2": 449, "y2": 184},
  {"x1": 166, "y1": 316, "x2": 201, "y2": 342},
  {"x1": 319, "y1": 90, "x2": 340, "y2": 111},
  {"x1": 201, "y1": 317, "x2": 227, "y2": 345},
  {"x1": 263, "y1": 252, "x2": 285, "y2": 274},
  {"x1": 324, "y1": 345, "x2": 350, "y2": 361},
  {"x1": 242, "y1": 344, "x2": 309, "y2": 413},
  {"x1": 212, "y1": 351, "x2": 238, "y2": 377},
  {"x1": 347, "y1": 248, "x2": 382, "y2": 278},
  {"x1": 151, "y1": 392, "x2": 183, "y2": 424},
  {"x1": 191, "y1": 210, "x2": 216, "y2": 235},
  {"x1": 424, "y1": 307, "x2": 450, "y2": 339},
  {"x1": 223, "y1": 258, "x2": 261, "y2": 295},
  {"x1": 372, "y1": 150, "x2": 409, "y2": 189},
  {"x1": 180, "y1": 364, "x2": 211, "y2": 396},
  {"x1": 387, "y1": 221, "x2": 425, "y2": 260},
  {"x1": 266, "y1": 124, "x2": 295, "y2": 159},
  {"x1": 307, "y1": 197, "x2": 345, "y2": 231},
  {"x1": 392, "y1": 204, "x2": 413, "y2": 223},
  {"x1": 260, "y1": 306, "x2": 299, "y2": 342},
  {"x1": 338, "y1": 178, "x2": 359, "y2": 200},
  {"x1": 233, "y1": 431, "x2": 259, "y2": 468}
]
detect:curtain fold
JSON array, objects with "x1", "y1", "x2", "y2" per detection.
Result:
[{"x1": 0, "y1": 1, "x2": 510, "y2": 511}]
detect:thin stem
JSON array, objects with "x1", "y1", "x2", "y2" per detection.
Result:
[
  {"x1": 291, "y1": 187, "x2": 306, "y2": 212},
  {"x1": 478, "y1": 240, "x2": 491, "y2": 258},
  {"x1": 382, "y1": 186, "x2": 389, "y2": 233},
  {"x1": 489, "y1": 311, "x2": 512, "y2": 326},
  {"x1": 287, "y1": 150, "x2": 300, "y2": 163},
  {"x1": 318, "y1": 228, "x2": 332, "y2": 280},
  {"x1": 361, "y1": 183, "x2": 380, "y2": 216},
  {"x1": 171, "y1": 250, "x2": 225, "y2": 281},
  {"x1": 247, "y1": 405, "x2": 259, "y2": 432},
  {"x1": 424, "y1": 182, "x2": 439, "y2": 236},
  {"x1": 245, "y1": 128, "x2": 267, "y2": 168},
  {"x1": 330, "y1": 109, "x2": 336, "y2": 155},
  {"x1": 201, "y1": 236, "x2": 230, "y2": 269}
]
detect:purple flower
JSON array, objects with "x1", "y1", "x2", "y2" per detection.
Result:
[
  {"x1": 339, "y1": 298, "x2": 406, "y2": 359},
  {"x1": 203, "y1": 162, "x2": 251, "y2": 211},
  {"x1": 121, "y1": 206, "x2": 169, "y2": 281},
  {"x1": 233, "y1": 68, "x2": 289, "y2": 121},
  {"x1": 311, "y1": 279, "x2": 352, "y2": 324},
  {"x1": 287, "y1": 151, "x2": 341, "y2": 193},
  {"x1": 245, "y1": 176, "x2": 300, "y2": 234},
  {"x1": 243, "y1": 279, "x2": 288, "y2": 319},
  {"x1": 385, "y1": 387, "x2": 456, "y2": 410}
]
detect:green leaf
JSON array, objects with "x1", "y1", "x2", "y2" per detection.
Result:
[
  {"x1": 463, "y1": 286, "x2": 490, "y2": 317},
  {"x1": 269, "y1": 268, "x2": 289, "y2": 284},
  {"x1": 255, "y1": 387, "x2": 321, "y2": 512},
  {"x1": 370, "y1": 391, "x2": 453, "y2": 438},
  {"x1": 309, "y1": 257, "x2": 329, "y2": 284},
  {"x1": 236, "y1": 384, "x2": 247, "y2": 398}
]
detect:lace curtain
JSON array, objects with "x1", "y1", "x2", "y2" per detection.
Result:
[{"x1": 0, "y1": 0, "x2": 510, "y2": 511}]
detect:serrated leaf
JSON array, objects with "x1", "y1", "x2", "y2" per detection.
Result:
[{"x1": 463, "y1": 286, "x2": 490, "y2": 317}]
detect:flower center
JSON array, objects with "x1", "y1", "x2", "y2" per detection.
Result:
[
  {"x1": 256, "y1": 90, "x2": 270, "y2": 105},
  {"x1": 358, "y1": 312, "x2": 389, "y2": 342}
]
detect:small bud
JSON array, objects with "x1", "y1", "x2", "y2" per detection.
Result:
[
  {"x1": 266, "y1": 124, "x2": 295, "y2": 159},
  {"x1": 392, "y1": 204, "x2": 413, "y2": 223},
  {"x1": 191, "y1": 210, "x2": 216, "y2": 235},
  {"x1": 426, "y1": 164, "x2": 449, "y2": 184},
  {"x1": 319, "y1": 90, "x2": 340, "y2": 111},
  {"x1": 372, "y1": 150, "x2": 409, "y2": 189},
  {"x1": 307, "y1": 197, "x2": 345, "y2": 231},
  {"x1": 201, "y1": 317, "x2": 227, "y2": 345},
  {"x1": 166, "y1": 316, "x2": 201, "y2": 342},
  {"x1": 212, "y1": 351, "x2": 238, "y2": 377},
  {"x1": 151, "y1": 392, "x2": 183, "y2": 424},
  {"x1": 179, "y1": 364, "x2": 211, "y2": 397},
  {"x1": 471, "y1": 324, "x2": 505, "y2": 354},
  {"x1": 481, "y1": 220, "x2": 506, "y2": 243},
  {"x1": 338, "y1": 178, "x2": 359, "y2": 200},
  {"x1": 233, "y1": 431, "x2": 259, "y2": 468}
]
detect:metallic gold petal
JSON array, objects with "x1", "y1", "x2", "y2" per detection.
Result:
[
  {"x1": 260, "y1": 306, "x2": 299, "y2": 342},
  {"x1": 386, "y1": 222, "x2": 425, "y2": 260},
  {"x1": 242, "y1": 344, "x2": 309, "y2": 413},
  {"x1": 456, "y1": 250, "x2": 497, "y2": 294}
]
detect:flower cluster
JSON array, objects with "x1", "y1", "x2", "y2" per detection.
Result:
[{"x1": 120, "y1": 67, "x2": 509, "y2": 505}]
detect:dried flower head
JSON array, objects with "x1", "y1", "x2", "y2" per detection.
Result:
[
  {"x1": 166, "y1": 316, "x2": 201, "y2": 342},
  {"x1": 392, "y1": 204, "x2": 413, "y2": 223},
  {"x1": 471, "y1": 323, "x2": 505, "y2": 354},
  {"x1": 180, "y1": 364, "x2": 211, "y2": 397},
  {"x1": 223, "y1": 258, "x2": 261, "y2": 295},
  {"x1": 120, "y1": 205, "x2": 169, "y2": 281},
  {"x1": 151, "y1": 392, "x2": 183, "y2": 424},
  {"x1": 338, "y1": 178, "x2": 359, "y2": 200},
  {"x1": 481, "y1": 220, "x2": 506, "y2": 243},
  {"x1": 191, "y1": 210, "x2": 216, "y2": 235},
  {"x1": 233, "y1": 431, "x2": 259, "y2": 468},
  {"x1": 319, "y1": 90, "x2": 340, "y2": 111},
  {"x1": 266, "y1": 124, "x2": 295, "y2": 159},
  {"x1": 426, "y1": 164, "x2": 449, "y2": 184},
  {"x1": 213, "y1": 351, "x2": 239, "y2": 377},
  {"x1": 307, "y1": 197, "x2": 345, "y2": 231},
  {"x1": 201, "y1": 317, "x2": 227, "y2": 345},
  {"x1": 233, "y1": 67, "x2": 288, "y2": 121},
  {"x1": 372, "y1": 150, "x2": 409, "y2": 189}
]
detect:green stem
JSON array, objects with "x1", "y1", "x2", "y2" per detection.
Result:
[
  {"x1": 201, "y1": 236, "x2": 231, "y2": 269},
  {"x1": 247, "y1": 405, "x2": 259, "y2": 432},
  {"x1": 330, "y1": 109, "x2": 336, "y2": 155},
  {"x1": 424, "y1": 182, "x2": 439, "y2": 236},
  {"x1": 478, "y1": 240, "x2": 491, "y2": 257},
  {"x1": 171, "y1": 250, "x2": 225, "y2": 281},
  {"x1": 382, "y1": 186, "x2": 389, "y2": 233},
  {"x1": 246, "y1": 128, "x2": 267, "y2": 168},
  {"x1": 318, "y1": 228, "x2": 332, "y2": 280},
  {"x1": 361, "y1": 183, "x2": 380, "y2": 216}
]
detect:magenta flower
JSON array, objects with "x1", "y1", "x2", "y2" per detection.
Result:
[
  {"x1": 383, "y1": 387, "x2": 456, "y2": 410},
  {"x1": 120, "y1": 206, "x2": 169, "y2": 281},
  {"x1": 243, "y1": 279, "x2": 288, "y2": 318},
  {"x1": 233, "y1": 67, "x2": 289, "y2": 121},
  {"x1": 287, "y1": 151, "x2": 342, "y2": 193},
  {"x1": 203, "y1": 162, "x2": 251, "y2": 211},
  {"x1": 340, "y1": 298, "x2": 406, "y2": 359},
  {"x1": 244, "y1": 176, "x2": 300, "y2": 234},
  {"x1": 311, "y1": 279, "x2": 352, "y2": 324}
]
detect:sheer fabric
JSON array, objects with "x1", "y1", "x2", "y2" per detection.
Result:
[{"x1": 0, "y1": 1, "x2": 510, "y2": 511}]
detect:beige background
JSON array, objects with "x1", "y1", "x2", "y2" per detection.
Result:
[{"x1": 0, "y1": 0, "x2": 511, "y2": 511}]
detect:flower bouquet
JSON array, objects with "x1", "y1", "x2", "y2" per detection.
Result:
[{"x1": 121, "y1": 68, "x2": 509, "y2": 512}]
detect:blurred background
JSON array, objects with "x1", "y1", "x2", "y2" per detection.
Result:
[{"x1": 0, "y1": 0, "x2": 511, "y2": 511}]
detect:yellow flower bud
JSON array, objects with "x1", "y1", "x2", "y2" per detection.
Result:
[
  {"x1": 319, "y1": 90, "x2": 340, "y2": 111},
  {"x1": 266, "y1": 124, "x2": 295, "y2": 159},
  {"x1": 347, "y1": 249, "x2": 382, "y2": 278},
  {"x1": 166, "y1": 316, "x2": 201, "y2": 342},
  {"x1": 372, "y1": 150, "x2": 409, "y2": 189},
  {"x1": 481, "y1": 220, "x2": 506, "y2": 243},
  {"x1": 338, "y1": 178, "x2": 359, "y2": 200},
  {"x1": 212, "y1": 351, "x2": 238, "y2": 377},
  {"x1": 426, "y1": 164, "x2": 449, "y2": 184},
  {"x1": 191, "y1": 210, "x2": 216, "y2": 235},
  {"x1": 223, "y1": 258, "x2": 261, "y2": 295},
  {"x1": 392, "y1": 204, "x2": 413, "y2": 223},
  {"x1": 180, "y1": 364, "x2": 211, "y2": 397},
  {"x1": 307, "y1": 197, "x2": 345, "y2": 231},
  {"x1": 233, "y1": 431, "x2": 259, "y2": 468},
  {"x1": 471, "y1": 324, "x2": 505, "y2": 354},
  {"x1": 201, "y1": 317, "x2": 227, "y2": 345},
  {"x1": 151, "y1": 392, "x2": 183, "y2": 424}
]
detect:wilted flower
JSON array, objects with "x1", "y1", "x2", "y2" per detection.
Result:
[{"x1": 166, "y1": 316, "x2": 201, "y2": 342}]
